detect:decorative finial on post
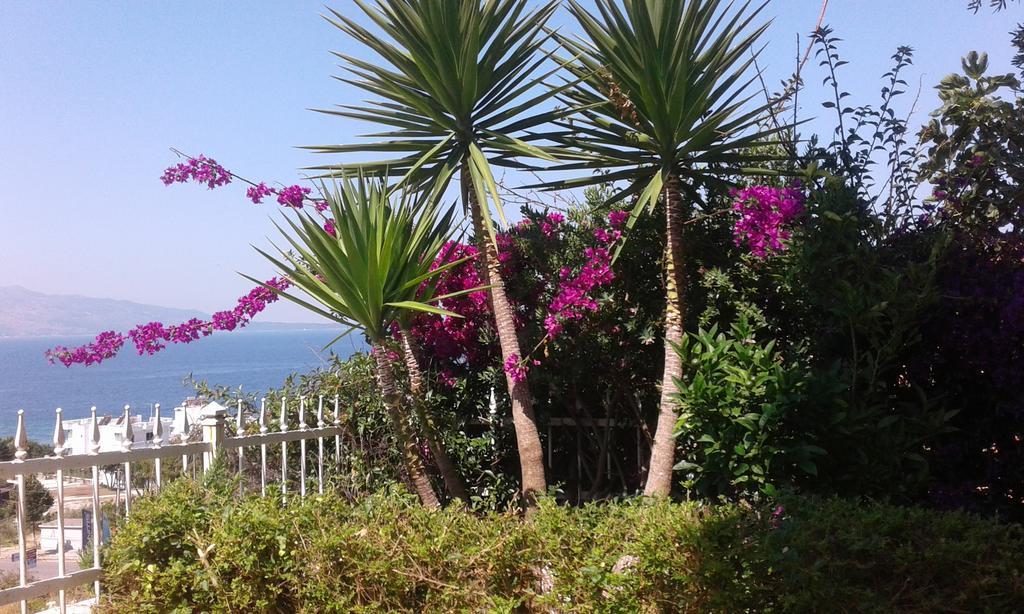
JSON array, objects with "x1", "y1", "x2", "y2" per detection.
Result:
[
  {"x1": 14, "y1": 409, "x2": 27, "y2": 461},
  {"x1": 299, "y1": 397, "x2": 307, "y2": 430},
  {"x1": 280, "y1": 396, "x2": 287, "y2": 432},
  {"x1": 236, "y1": 399, "x2": 244, "y2": 434},
  {"x1": 90, "y1": 406, "x2": 100, "y2": 455},
  {"x1": 122, "y1": 405, "x2": 134, "y2": 452},
  {"x1": 54, "y1": 408, "x2": 66, "y2": 458},
  {"x1": 489, "y1": 387, "x2": 497, "y2": 417},
  {"x1": 318, "y1": 395, "x2": 325, "y2": 429}
]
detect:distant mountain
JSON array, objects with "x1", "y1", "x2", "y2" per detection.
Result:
[{"x1": 0, "y1": 286, "x2": 334, "y2": 337}]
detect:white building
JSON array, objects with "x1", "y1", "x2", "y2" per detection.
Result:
[{"x1": 59, "y1": 400, "x2": 228, "y2": 456}]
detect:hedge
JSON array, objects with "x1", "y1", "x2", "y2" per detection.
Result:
[{"x1": 100, "y1": 475, "x2": 1024, "y2": 613}]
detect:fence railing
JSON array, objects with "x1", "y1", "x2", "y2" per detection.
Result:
[{"x1": 0, "y1": 396, "x2": 344, "y2": 614}]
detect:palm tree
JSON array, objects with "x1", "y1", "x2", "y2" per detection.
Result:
[
  {"x1": 547, "y1": 0, "x2": 781, "y2": 495},
  {"x1": 308, "y1": 0, "x2": 564, "y2": 508},
  {"x1": 249, "y1": 176, "x2": 476, "y2": 508}
]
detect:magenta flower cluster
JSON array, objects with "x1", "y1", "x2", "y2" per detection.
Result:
[
  {"x1": 160, "y1": 155, "x2": 232, "y2": 189},
  {"x1": 246, "y1": 182, "x2": 274, "y2": 204},
  {"x1": 608, "y1": 210, "x2": 630, "y2": 229},
  {"x1": 323, "y1": 219, "x2": 337, "y2": 237},
  {"x1": 543, "y1": 227, "x2": 619, "y2": 338},
  {"x1": 403, "y1": 211, "x2": 623, "y2": 386},
  {"x1": 162, "y1": 155, "x2": 313, "y2": 211},
  {"x1": 504, "y1": 353, "x2": 529, "y2": 383},
  {"x1": 731, "y1": 185, "x2": 805, "y2": 258},
  {"x1": 540, "y1": 212, "x2": 565, "y2": 237},
  {"x1": 277, "y1": 185, "x2": 311, "y2": 209},
  {"x1": 46, "y1": 277, "x2": 291, "y2": 367}
]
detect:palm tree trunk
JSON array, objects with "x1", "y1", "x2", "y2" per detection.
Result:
[
  {"x1": 371, "y1": 343, "x2": 441, "y2": 509},
  {"x1": 644, "y1": 174, "x2": 687, "y2": 497},
  {"x1": 462, "y1": 169, "x2": 547, "y2": 510},
  {"x1": 398, "y1": 325, "x2": 469, "y2": 503}
]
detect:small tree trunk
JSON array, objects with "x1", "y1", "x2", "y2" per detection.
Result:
[
  {"x1": 371, "y1": 344, "x2": 441, "y2": 509},
  {"x1": 398, "y1": 325, "x2": 470, "y2": 503},
  {"x1": 462, "y1": 169, "x2": 547, "y2": 510},
  {"x1": 644, "y1": 174, "x2": 687, "y2": 497}
]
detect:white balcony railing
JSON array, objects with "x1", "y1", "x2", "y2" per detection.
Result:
[{"x1": 0, "y1": 396, "x2": 344, "y2": 614}]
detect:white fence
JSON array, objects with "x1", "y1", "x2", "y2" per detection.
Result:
[{"x1": 0, "y1": 396, "x2": 344, "y2": 614}]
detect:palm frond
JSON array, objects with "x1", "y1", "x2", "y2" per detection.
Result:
[
  {"x1": 312, "y1": 0, "x2": 564, "y2": 238},
  {"x1": 537, "y1": 0, "x2": 786, "y2": 201},
  {"x1": 250, "y1": 175, "x2": 473, "y2": 344}
]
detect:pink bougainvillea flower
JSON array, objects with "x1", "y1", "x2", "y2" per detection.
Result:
[{"x1": 731, "y1": 184, "x2": 805, "y2": 258}]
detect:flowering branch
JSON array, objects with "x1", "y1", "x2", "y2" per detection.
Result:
[{"x1": 45, "y1": 277, "x2": 292, "y2": 367}]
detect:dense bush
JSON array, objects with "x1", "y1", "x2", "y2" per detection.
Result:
[{"x1": 101, "y1": 473, "x2": 1024, "y2": 613}]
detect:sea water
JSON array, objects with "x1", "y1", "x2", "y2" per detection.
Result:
[{"x1": 0, "y1": 329, "x2": 358, "y2": 442}]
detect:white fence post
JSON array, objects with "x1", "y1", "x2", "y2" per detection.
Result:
[
  {"x1": 259, "y1": 398, "x2": 268, "y2": 496},
  {"x1": 317, "y1": 396, "x2": 325, "y2": 495},
  {"x1": 13, "y1": 410, "x2": 28, "y2": 614},
  {"x1": 152, "y1": 404, "x2": 163, "y2": 490},
  {"x1": 236, "y1": 399, "x2": 244, "y2": 494},
  {"x1": 299, "y1": 397, "x2": 307, "y2": 498},
  {"x1": 53, "y1": 408, "x2": 68, "y2": 614},
  {"x1": 280, "y1": 397, "x2": 288, "y2": 497},
  {"x1": 89, "y1": 406, "x2": 101, "y2": 602},
  {"x1": 201, "y1": 407, "x2": 227, "y2": 472},
  {"x1": 121, "y1": 406, "x2": 133, "y2": 515},
  {"x1": 181, "y1": 406, "x2": 190, "y2": 476}
]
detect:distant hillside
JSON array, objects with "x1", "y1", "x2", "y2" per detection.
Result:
[{"x1": 0, "y1": 286, "x2": 334, "y2": 337}]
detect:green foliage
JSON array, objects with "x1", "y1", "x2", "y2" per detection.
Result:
[
  {"x1": 21, "y1": 475, "x2": 53, "y2": 524},
  {"x1": 311, "y1": 0, "x2": 562, "y2": 237},
  {"x1": 672, "y1": 316, "x2": 825, "y2": 499},
  {"x1": 548, "y1": 0, "x2": 783, "y2": 218},
  {"x1": 250, "y1": 175, "x2": 466, "y2": 344},
  {"x1": 919, "y1": 50, "x2": 1023, "y2": 236},
  {"x1": 0, "y1": 437, "x2": 53, "y2": 461},
  {"x1": 100, "y1": 479, "x2": 1024, "y2": 613}
]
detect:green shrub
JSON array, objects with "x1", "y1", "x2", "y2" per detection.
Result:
[
  {"x1": 100, "y1": 477, "x2": 1024, "y2": 613},
  {"x1": 672, "y1": 316, "x2": 826, "y2": 499}
]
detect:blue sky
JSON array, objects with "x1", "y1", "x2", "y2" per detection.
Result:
[{"x1": 0, "y1": 1, "x2": 1013, "y2": 323}]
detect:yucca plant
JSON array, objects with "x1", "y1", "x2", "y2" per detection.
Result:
[
  {"x1": 309, "y1": 0, "x2": 565, "y2": 508},
  {"x1": 547, "y1": 0, "x2": 784, "y2": 495},
  {"x1": 247, "y1": 176, "x2": 476, "y2": 508}
]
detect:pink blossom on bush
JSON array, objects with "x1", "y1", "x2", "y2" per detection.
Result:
[
  {"x1": 731, "y1": 184, "x2": 805, "y2": 258},
  {"x1": 608, "y1": 210, "x2": 630, "y2": 229},
  {"x1": 540, "y1": 212, "x2": 565, "y2": 237},
  {"x1": 540, "y1": 217, "x2": 620, "y2": 340},
  {"x1": 503, "y1": 353, "x2": 529, "y2": 383},
  {"x1": 324, "y1": 219, "x2": 337, "y2": 237},
  {"x1": 402, "y1": 209, "x2": 624, "y2": 388}
]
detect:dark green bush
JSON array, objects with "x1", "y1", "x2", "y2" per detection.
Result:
[{"x1": 100, "y1": 476, "x2": 1024, "y2": 613}]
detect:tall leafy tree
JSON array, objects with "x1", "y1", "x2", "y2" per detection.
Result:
[
  {"x1": 548, "y1": 0, "x2": 781, "y2": 495},
  {"x1": 309, "y1": 0, "x2": 564, "y2": 508},
  {"x1": 249, "y1": 176, "x2": 474, "y2": 508}
]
